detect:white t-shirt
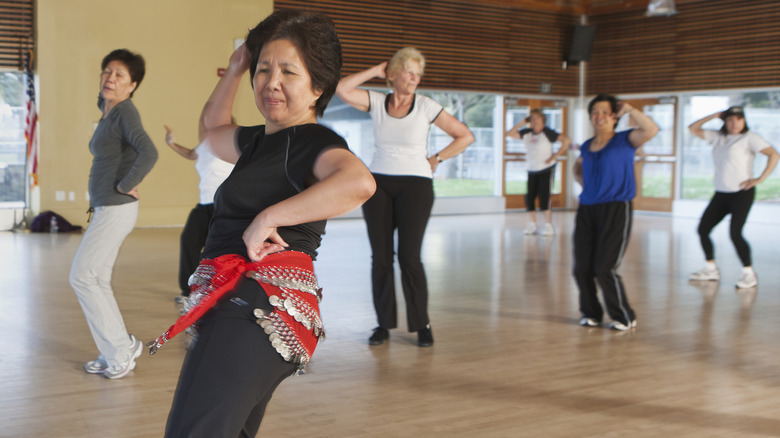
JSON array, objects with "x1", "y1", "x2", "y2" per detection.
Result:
[
  {"x1": 194, "y1": 139, "x2": 234, "y2": 204},
  {"x1": 702, "y1": 130, "x2": 771, "y2": 193},
  {"x1": 367, "y1": 90, "x2": 443, "y2": 178},
  {"x1": 517, "y1": 127, "x2": 559, "y2": 172}
]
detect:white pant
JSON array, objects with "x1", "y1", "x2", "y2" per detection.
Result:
[{"x1": 69, "y1": 202, "x2": 138, "y2": 367}]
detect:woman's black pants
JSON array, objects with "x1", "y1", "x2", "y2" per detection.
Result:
[
  {"x1": 697, "y1": 188, "x2": 754, "y2": 266},
  {"x1": 362, "y1": 174, "x2": 434, "y2": 332},
  {"x1": 178, "y1": 203, "x2": 214, "y2": 295},
  {"x1": 165, "y1": 279, "x2": 297, "y2": 437},
  {"x1": 573, "y1": 201, "x2": 636, "y2": 326}
]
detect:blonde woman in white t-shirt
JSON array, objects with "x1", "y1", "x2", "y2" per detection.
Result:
[
  {"x1": 688, "y1": 106, "x2": 779, "y2": 289},
  {"x1": 336, "y1": 47, "x2": 474, "y2": 348}
]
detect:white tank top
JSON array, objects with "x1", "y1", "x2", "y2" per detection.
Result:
[{"x1": 194, "y1": 139, "x2": 234, "y2": 204}]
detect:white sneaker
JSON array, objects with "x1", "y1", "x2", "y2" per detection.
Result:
[
  {"x1": 103, "y1": 335, "x2": 143, "y2": 380},
  {"x1": 541, "y1": 223, "x2": 555, "y2": 236},
  {"x1": 84, "y1": 355, "x2": 107, "y2": 374},
  {"x1": 736, "y1": 271, "x2": 757, "y2": 289},
  {"x1": 579, "y1": 317, "x2": 599, "y2": 327},
  {"x1": 689, "y1": 266, "x2": 720, "y2": 281},
  {"x1": 609, "y1": 320, "x2": 637, "y2": 331},
  {"x1": 524, "y1": 223, "x2": 537, "y2": 235}
]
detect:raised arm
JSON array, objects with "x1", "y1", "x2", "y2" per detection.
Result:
[
  {"x1": 197, "y1": 44, "x2": 249, "y2": 164},
  {"x1": 688, "y1": 111, "x2": 723, "y2": 140},
  {"x1": 619, "y1": 102, "x2": 659, "y2": 148},
  {"x1": 164, "y1": 125, "x2": 197, "y2": 160},
  {"x1": 335, "y1": 62, "x2": 387, "y2": 112},
  {"x1": 505, "y1": 119, "x2": 527, "y2": 140},
  {"x1": 741, "y1": 146, "x2": 780, "y2": 190},
  {"x1": 242, "y1": 147, "x2": 376, "y2": 261},
  {"x1": 427, "y1": 110, "x2": 475, "y2": 171}
]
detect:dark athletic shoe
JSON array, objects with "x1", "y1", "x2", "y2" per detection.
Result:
[
  {"x1": 368, "y1": 327, "x2": 389, "y2": 346},
  {"x1": 417, "y1": 325, "x2": 434, "y2": 347}
]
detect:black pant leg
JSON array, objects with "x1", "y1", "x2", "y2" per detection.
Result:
[
  {"x1": 362, "y1": 175, "x2": 398, "y2": 329},
  {"x1": 393, "y1": 177, "x2": 434, "y2": 332},
  {"x1": 526, "y1": 171, "x2": 538, "y2": 212},
  {"x1": 178, "y1": 204, "x2": 213, "y2": 295},
  {"x1": 165, "y1": 279, "x2": 297, "y2": 438},
  {"x1": 573, "y1": 204, "x2": 603, "y2": 321},
  {"x1": 237, "y1": 369, "x2": 296, "y2": 437},
  {"x1": 726, "y1": 188, "x2": 755, "y2": 266},
  {"x1": 537, "y1": 166, "x2": 554, "y2": 212},
  {"x1": 697, "y1": 193, "x2": 730, "y2": 261},
  {"x1": 593, "y1": 201, "x2": 635, "y2": 325}
]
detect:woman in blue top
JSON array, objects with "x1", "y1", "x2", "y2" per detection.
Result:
[{"x1": 572, "y1": 94, "x2": 658, "y2": 331}]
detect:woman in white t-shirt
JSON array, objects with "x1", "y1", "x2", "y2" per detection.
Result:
[
  {"x1": 336, "y1": 47, "x2": 474, "y2": 348},
  {"x1": 688, "y1": 106, "x2": 779, "y2": 289},
  {"x1": 164, "y1": 125, "x2": 234, "y2": 302},
  {"x1": 505, "y1": 108, "x2": 571, "y2": 236}
]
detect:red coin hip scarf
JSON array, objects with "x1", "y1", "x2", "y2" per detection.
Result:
[{"x1": 148, "y1": 251, "x2": 324, "y2": 369}]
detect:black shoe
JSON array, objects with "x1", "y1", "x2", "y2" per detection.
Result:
[
  {"x1": 417, "y1": 325, "x2": 434, "y2": 347},
  {"x1": 368, "y1": 327, "x2": 389, "y2": 346}
]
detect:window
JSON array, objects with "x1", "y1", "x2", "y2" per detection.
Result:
[
  {"x1": 0, "y1": 71, "x2": 27, "y2": 206},
  {"x1": 419, "y1": 91, "x2": 496, "y2": 197}
]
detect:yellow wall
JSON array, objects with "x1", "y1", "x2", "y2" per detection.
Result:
[{"x1": 36, "y1": 0, "x2": 273, "y2": 227}]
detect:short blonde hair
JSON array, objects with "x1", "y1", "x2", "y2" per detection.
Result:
[
  {"x1": 386, "y1": 47, "x2": 425, "y2": 87},
  {"x1": 528, "y1": 108, "x2": 546, "y2": 124}
]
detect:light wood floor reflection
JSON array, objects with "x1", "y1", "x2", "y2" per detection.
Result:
[{"x1": 2, "y1": 211, "x2": 779, "y2": 437}]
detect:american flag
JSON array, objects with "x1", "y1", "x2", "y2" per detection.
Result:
[{"x1": 25, "y1": 49, "x2": 38, "y2": 188}]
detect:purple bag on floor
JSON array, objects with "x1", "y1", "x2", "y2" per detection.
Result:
[{"x1": 30, "y1": 211, "x2": 83, "y2": 232}]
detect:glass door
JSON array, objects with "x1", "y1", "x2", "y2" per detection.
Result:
[
  {"x1": 620, "y1": 98, "x2": 678, "y2": 212},
  {"x1": 503, "y1": 98, "x2": 568, "y2": 210}
]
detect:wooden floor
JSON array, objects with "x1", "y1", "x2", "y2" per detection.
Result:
[{"x1": 2, "y1": 211, "x2": 780, "y2": 437}]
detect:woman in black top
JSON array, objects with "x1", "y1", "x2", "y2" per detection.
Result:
[{"x1": 161, "y1": 10, "x2": 375, "y2": 437}]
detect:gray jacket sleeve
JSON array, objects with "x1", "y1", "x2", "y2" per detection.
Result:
[{"x1": 116, "y1": 102, "x2": 158, "y2": 193}]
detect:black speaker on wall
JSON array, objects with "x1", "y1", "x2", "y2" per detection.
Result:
[{"x1": 567, "y1": 24, "x2": 596, "y2": 62}]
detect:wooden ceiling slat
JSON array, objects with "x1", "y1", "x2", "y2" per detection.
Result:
[
  {"x1": 276, "y1": 0, "x2": 779, "y2": 96},
  {"x1": 588, "y1": 0, "x2": 780, "y2": 94},
  {"x1": 0, "y1": 0, "x2": 33, "y2": 68}
]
